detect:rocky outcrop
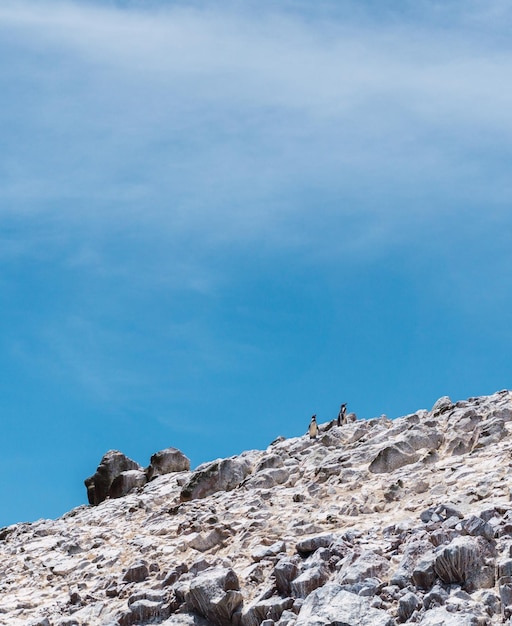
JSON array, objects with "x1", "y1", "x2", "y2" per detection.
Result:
[
  {"x1": 4, "y1": 390, "x2": 512, "y2": 626},
  {"x1": 185, "y1": 567, "x2": 243, "y2": 625},
  {"x1": 180, "y1": 456, "x2": 254, "y2": 501},
  {"x1": 147, "y1": 447, "x2": 191, "y2": 480},
  {"x1": 295, "y1": 585, "x2": 395, "y2": 626},
  {"x1": 84, "y1": 450, "x2": 143, "y2": 505}
]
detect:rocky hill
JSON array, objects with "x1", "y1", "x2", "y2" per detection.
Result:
[{"x1": 2, "y1": 391, "x2": 512, "y2": 626}]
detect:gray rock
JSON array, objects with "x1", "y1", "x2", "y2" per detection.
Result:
[
  {"x1": 185, "y1": 566, "x2": 243, "y2": 626},
  {"x1": 460, "y1": 515, "x2": 495, "y2": 540},
  {"x1": 274, "y1": 557, "x2": 300, "y2": 596},
  {"x1": 84, "y1": 450, "x2": 142, "y2": 505},
  {"x1": 368, "y1": 442, "x2": 420, "y2": 474},
  {"x1": 109, "y1": 469, "x2": 147, "y2": 499},
  {"x1": 295, "y1": 584, "x2": 395, "y2": 626},
  {"x1": 295, "y1": 533, "x2": 334, "y2": 556},
  {"x1": 337, "y1": 550, "x2": 390, "y2": 585},
  {"x1": 434, "y1": 536, "x2": 491, "y2": 590},
  {"x1": 423, "y1": 584, "x2": 448, "y2": 609},
  {"x1": 397, "y1": 591, "x2": 421, "y2": 622},
  {"x1": 251, "y1": 541, "x2": 286, "y2": 562},
  {"x1": 129, "y1": 598, "x2": 171, "y2": 622},
  {"x1": 392, "y1": 539, "x2": 434, "y2": 588},
  {"x1": 444, "y1": 432, "x2": 479, "y2": 456},
  {"x1": 290, "y1": 565, "x2": 330, "y2": 599},
  {"x1": 412, "y1": 554, "x2": 437, "y2": 590},
  {"x1": 276, "y1": 611, "x2": 297, "y2": 626},
  {"x1": 147, "y1": 447, "x2": 191, "y2": 479},
  {"x1": 256, "y1": 455, "x2": 285, "y2": 472},
  {"x1": 418, "y1": 606, "x2": 479, "y2": 625},
  {"x1": 180, "y1": 457, "x2": 253, "y2": 501},
  {"x1": 246, "y1": 468, "x2": 290, "y2": 490},
  {"x1": 123, "y1": 560, "x2": 149, "y2": 583},
  {"x1": 242, "y1": 596, "x2": 294, "y2": 626},
  {"x1": 432, "y1": 396, "x2": 453, "y2": 415}
]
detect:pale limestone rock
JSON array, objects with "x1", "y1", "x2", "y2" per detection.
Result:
[
  {"x1": 290, "y1": 564, "x2": 330, "y2": 599},
  {"x1": 185, "y1": 566, "x2": 243, "y2": 626},
  {"x1": 336, "y1": 549, "x2": 390, "y2": 585},
  {"x1": 4, "y1": 390, "x2": 512, "y2": 626},
  {"x1": 368, "y1": 442, "x2": 420, "y2": 474},
  {"x1": 295, "y1": 585, "x2": 395, "y2": 626}
]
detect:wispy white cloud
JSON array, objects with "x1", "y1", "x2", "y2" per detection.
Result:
[{"x1": 0, "y1": 0, "x2": 511, "y2": 260}]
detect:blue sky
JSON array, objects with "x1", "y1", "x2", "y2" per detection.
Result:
[{"x1": 1, "y1": 0, "x2": 512, "y2": 526}]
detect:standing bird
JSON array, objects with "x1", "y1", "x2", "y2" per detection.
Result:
[
  {"x1": 309, "y1": 415, "x2": 318, "y2": 439},
  {"x1": 337, "y1": 403, "x2": 347, "y2": 427}
]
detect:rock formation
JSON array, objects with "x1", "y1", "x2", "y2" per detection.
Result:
[{"x1": 3, "y1": 390, "x2": 512, "y2": 625}]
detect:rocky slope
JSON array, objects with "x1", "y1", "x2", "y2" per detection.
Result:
[{"x1": 2, "y1": 391, "x2": 512, "y2": 626}]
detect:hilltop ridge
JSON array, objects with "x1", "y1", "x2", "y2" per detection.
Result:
[{"x1": 2, "y1": 390, "x2": 512, "y2": 625}]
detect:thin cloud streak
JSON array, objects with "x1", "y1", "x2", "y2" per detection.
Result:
[{"x1": 0, "y1": 0, "x2": 511, "y2": 258}]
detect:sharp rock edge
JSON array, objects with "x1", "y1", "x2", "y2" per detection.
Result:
[{"x1": 3, "y1": 391, "x2": 512, "y2": 625}]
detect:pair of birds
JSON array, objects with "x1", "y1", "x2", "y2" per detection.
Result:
[{"x1": 308, "y1": 403, "x2": 347, "y2": 438}]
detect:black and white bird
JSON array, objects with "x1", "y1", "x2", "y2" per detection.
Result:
[{"x1": 308, "y1": 414, "x2": 318, "y2": 439}]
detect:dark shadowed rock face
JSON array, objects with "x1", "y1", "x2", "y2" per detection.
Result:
[
  {"x1": 147, "y1": 447, "x2": 191, "y2": 480},
  {"x1": 84, "y1": 450, "x2": 142, "y2": 505}
]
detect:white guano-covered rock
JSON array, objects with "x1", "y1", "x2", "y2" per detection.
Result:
[{"x1": 295, "y1": 585, "x2": 395, "y2": 626}]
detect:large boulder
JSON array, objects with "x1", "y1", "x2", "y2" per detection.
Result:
[
  {"x1": 337, "y1": 550, "x2": 390, "y2": 585},
  {"x1": 180, "y1": 456, "x2": 253, "y2": 501},
  {"x1": 290, "y1": 565, "x2": 330, "y2": 599},
  {"x1": 109, "y1": 470, "x2": 147, "y2": 499},
  {"x1": 84, "y1": 450, "x2": 142, "y2": 505},
  {"x1": 295, "y1": 584, "x2": 395, "y2": 626},
  {"x1": 241, "y1": 596, "x2": 294, "y2": 626},
  {"x1": 147, "y1": 447, "x2": 190, "y2": 480},
  {"x1": 368, "y1": 442, "x2": 419, "y2": 474},
  {"x1": 185, "y1": 567, "x2": 243, "y2": 626},
  {"x1": 433, "y1": 536, "x2": 493, "y2": 590}
]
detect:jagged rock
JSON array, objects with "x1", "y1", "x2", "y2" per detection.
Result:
[
  {"x1": 84, "y1": 450, "x2": 142, "y2": 505},
  {"x1": 109, "y1": 470, "x2": 147, "y2": 499},
  {"x1": 423, "y1": 584, "x2": 448, "y2": 609},
  {"x1": 185, "y1": 566, "x2": 243, "y2": 626},
  {"x1": 432, "y1": 396, "x2": 453, "y2": 415},
  {"x1": 147, "y1": 447, "x2": 191, "y2": 480},
  {"x1": 412, "y1": 553, "x2": 437, "y2": 590},
  {"x1": 256, "y1": 455, "x2": 285, "y2": 472},
  {"x1": 241, "y1": 596, "x2": 294, "y2": 626},
  {"x1": 337, "y1": 550, "x2": 390, "y2": 584},
  {"x1": 295, "y1": 533, "x2": 334, "y2": 557},
  {"x1": 251, "y1": 541, "x2": 286, "y2": 562},
  {"x1": 397, "y1": 591, "x2": 421, "y2": 622},
  {"x1": 122, "y1": 560, "x2": 149, "y2": 583},
  {"x1": 128, "y1": 598, "x2": 171, "y2": 623},
  {"x1": 460, "y1": 515, "x2": 495, "y2": 540},
  {"x1": 290, "y1": 565, "x2": 330, "y2": 599},
  {"x1": 186, "y1": 527, "x2": 231, "y2": 552},
  {"x1": 391, "y1": 539, "x2": 435, "y2": 588},
  {"x1": 245, "y1": 468, "x2": 290, "y2": 490},
  {"x1": 274, "y1": 557, "x2": 300, "y2": 596},
  {"x1": 180, "y1": 456, "x2": 253, "y2": 501},
  {"x1": 418, "y1": 606, "x2": 479, "y2": 625},
  {"x1": 6, "y1": 390, "x2": 512, "y2": 626},
  {"x1": 433, "y1": 536, "x2": 492, "y2": 590},
  {"x1": 368, "y1": 442, "x2": 420, "y2": 473},
  {"x1": 295, "y1": 584, "x2": 395, "y2": 626}
]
